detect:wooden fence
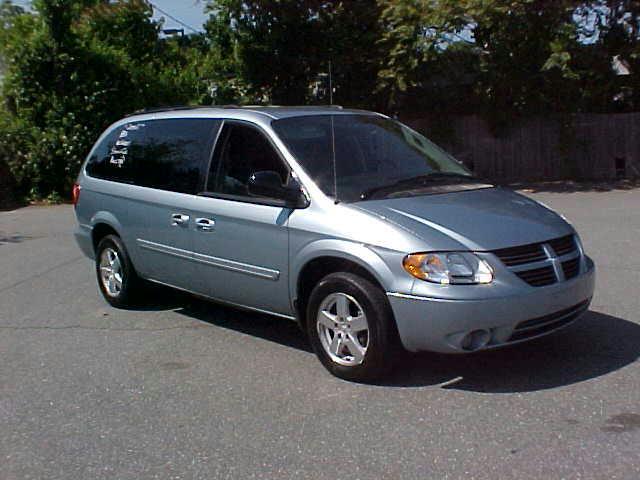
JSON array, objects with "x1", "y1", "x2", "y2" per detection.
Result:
[{"x1": 404, "y1": 113, "x2": 640, "y2": 182}]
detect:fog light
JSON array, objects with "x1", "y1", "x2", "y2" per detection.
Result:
[{"x1": 460, "y1": 329, "x2": 491, "y2": 351}]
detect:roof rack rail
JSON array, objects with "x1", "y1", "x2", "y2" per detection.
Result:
[
  {"x1": 125, "y1": 103, "x2": 346, "y2": 117},
  {"x1": 125, "y1": 105, "x2": 205, "y2": 117},
  {"x1": 237, "y1": 105, "x2": 344, "y2": 110}
]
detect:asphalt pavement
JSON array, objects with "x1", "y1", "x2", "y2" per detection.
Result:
[{"x1": 1, "y1": 187, "x2": 639, "y2": 479}]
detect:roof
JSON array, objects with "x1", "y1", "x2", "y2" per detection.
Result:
[{"x1": 125, "y1": 105, "x2": 381, "y2": 121}]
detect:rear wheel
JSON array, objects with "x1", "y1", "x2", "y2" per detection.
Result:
[
  {"x1": 95, "y1": 235, "x2": 141, "y2": 308},
  {"x1": 306, "y1": 272, "x2": 398, "y2": 381}
]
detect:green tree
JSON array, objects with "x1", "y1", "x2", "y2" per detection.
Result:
[
  {"x1": 572, "y1": 1, "x2": 640, "y2": 111},
  {"x1": 317, "y1": 1, "x2": 387, "y2": 108},
  {"x1": 0, "y1": 0, "x2": 192, "y2": 199},
  {"x1": 0, "y1": 0, "x2": 24, "y2": 70},
  {"x1": 203, "y1": 1, "x2": 387, "y2": 106},
  {"x1": 203, "y1": 0, "x2": 323, "y2": 104},
  {"x1": 377, "y1": 0, "x2": 585, "y2": 119}
]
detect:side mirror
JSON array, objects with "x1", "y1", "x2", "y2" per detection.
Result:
[{"x1": 248, "y1": 171, "x2": 308, "y2": 208}]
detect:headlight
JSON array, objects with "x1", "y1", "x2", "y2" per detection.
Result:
[{"x1": 402, "y1": 252, "x2": 494, "y2": 285}]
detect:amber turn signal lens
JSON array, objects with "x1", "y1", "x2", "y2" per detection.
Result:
[{"x1": 402, "y1": 253, "x2": 429, "y2": 280}]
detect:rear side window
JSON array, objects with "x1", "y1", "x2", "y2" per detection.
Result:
[
  {"x1": 135, "y1": 119, "x2": 220, "y2": 194},
  {"x1": 85, "y1": 124, "x2": 140, "y2": 183},
  {"x1": 86, "y1": 118, "x2": 220, "y2": 194}
]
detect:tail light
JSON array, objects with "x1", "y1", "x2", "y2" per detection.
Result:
[{"x1": 71, "y1": 183, "x2": 81, "y2": 206}]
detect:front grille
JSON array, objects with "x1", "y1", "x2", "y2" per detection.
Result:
[
  {"x1": 548, "y1": 235, "x2": 577, "y2": 256},
  {"x1": 492, "y1": 234, "x2": 581, "y2": 287},
  {"x1": 509, "y1": 300, "x2": 590, "y2": 342},
  {"x1": 492, "y1": 243, "x2": 546, "y2": 266},
  {"x1": 562, "y1": 257, "x2": 580, "y2": 280},
  {"x1": 514, "y1": 266, "x2": 557, "y2": 287}
]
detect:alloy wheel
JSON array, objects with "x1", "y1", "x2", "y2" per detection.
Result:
[
  {"x1": 316, "y1": 292, "x2": 369, "y2": 366},
  {"x1": 99, "y1": 247, "x2": 123, "y2": 297}
]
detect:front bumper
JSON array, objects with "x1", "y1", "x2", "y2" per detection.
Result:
[{"x1": 387, "y1": 258, "x2": 596, "y2": 353}]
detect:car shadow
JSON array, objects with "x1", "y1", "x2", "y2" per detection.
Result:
[
  {"x1": 142, "y1": 288, "x2": 639, "y2": 392},
  {"x1": 376, "y1": 310, "x2": 640, "y2": 392},
  {"x1": 146, "y1": 286, "x2": 312, "y2": 352}
]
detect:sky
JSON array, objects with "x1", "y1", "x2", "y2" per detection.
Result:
[{"x1": 11, "y1": 0, "x2": 210, "y2": 32}]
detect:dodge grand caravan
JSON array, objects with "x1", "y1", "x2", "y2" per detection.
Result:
[{"x1": 73, "y1": 106, "x2": 595, "y2": 381}]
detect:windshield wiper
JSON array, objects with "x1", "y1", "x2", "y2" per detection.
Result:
[
  {"x1": 360, "y1": 172, "x2": 476, "y2": 200},
  {"x1": 419, "y1": 172, "x2": 474, "y2": 180}
]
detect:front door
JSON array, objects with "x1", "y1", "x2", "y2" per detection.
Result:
[{"x1": 190, "y1": 121, "x2": 293, "y2": 316}]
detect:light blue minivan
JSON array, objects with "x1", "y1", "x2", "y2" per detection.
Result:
[{"x1": 73, "y1": 106, "x2": 595, "y2": 380}]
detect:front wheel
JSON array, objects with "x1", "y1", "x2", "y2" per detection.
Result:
[{"x1": 306, "y1": 272, "x2": 398, "y2": 381}]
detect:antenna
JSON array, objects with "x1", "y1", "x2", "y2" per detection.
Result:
[
  {"x1": 328, "y1": 61, "x2": 333, "y2": 105},
  {"x1": 330, "y1": 114, "x2": 338, "y2": 203},
  {"x1": 327, "y1": 60, "x2": 337, "y2": 202}
]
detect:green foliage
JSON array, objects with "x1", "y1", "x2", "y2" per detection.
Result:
[
  {"x1": 379, "y1": 0, "x2": 580, "y2": 117},
  {"x1": 317, "y1": 1, "x2": 387, "y2": 108},
  {"x1": 378, "y1": 0, "x2": 639, "y2": 119},
  {"x1": 202, "y1": 0, "x2": 388, "y2": 107},
  {"x1": 0, "y1": 0, "x2": 639, "y2": 199},
  {"x1": 0, "y1": 0, "x2": 197, "y2": 199},
  {"x1": 207, "y1": 0, "x2": 319, "y2": 104}
]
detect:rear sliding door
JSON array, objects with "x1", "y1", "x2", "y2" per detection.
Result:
[{"x1": 128, "y1": 118, "x2": 221, "y2": 288}]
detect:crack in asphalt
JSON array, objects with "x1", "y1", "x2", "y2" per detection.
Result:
[{"x1": 0, "y1": 256, "x2": 85, "y2": 294}]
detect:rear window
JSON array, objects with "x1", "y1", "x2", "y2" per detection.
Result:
[{"x1": 86, "y1": 118, "x2": 220, "y2": 194}]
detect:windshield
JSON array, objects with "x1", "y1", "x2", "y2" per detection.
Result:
[{"x1": 272, "y1": 114, "x2": 476, "y2": 202}]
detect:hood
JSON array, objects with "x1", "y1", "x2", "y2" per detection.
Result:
[{"x1": 352, "y1": 187, "x2": 573, "y2": 251}]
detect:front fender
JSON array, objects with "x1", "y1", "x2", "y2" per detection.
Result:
[{"x1": 290, "y1": 238, "x2": 413, "y2": 303}]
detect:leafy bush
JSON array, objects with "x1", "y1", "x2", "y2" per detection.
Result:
[{"x1": 0, "y1": 0, "x2": 196, "y2": 199}]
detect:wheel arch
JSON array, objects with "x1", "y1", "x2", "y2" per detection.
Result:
[
  {"x1": 89, "y1": 212, "x2": 125, "y2": 253},
  {"x1": 292, "y1": 240, "x2": 396, "y2": 330},
  {"x1": 91, "y1": 223, "x2": 120, "y2": 253}
]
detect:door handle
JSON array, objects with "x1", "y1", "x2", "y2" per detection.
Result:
[
  {"x1": 171, "y1": 213, "x2": 190, "y2": 226},
  {"x1": 195, "y1": 217, "x2": 216, "y2": 231}
]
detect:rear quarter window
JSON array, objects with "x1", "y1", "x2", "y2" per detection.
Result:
[
  {"x1": 86, "y1": 118, "x2": 220, "y2": 194},
  {"x1": 85, "y1": 124, "x2": 140, "y2": 183}
]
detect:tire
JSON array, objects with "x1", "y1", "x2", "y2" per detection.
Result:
[
  {"x1": 306, "y1": 272, "x2": 398, "y2": 381},
  {"x1": 95, "y1": 234, "x2": 142, "y2": 308}
]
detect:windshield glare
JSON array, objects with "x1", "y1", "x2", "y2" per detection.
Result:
[{"x1": 272, "y1": 114, "x2": 473, "y2": 202}]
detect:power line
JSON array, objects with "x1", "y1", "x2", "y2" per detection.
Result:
[{"x1": 149, "y1": 2, "x2": 201, "y2": 34}]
